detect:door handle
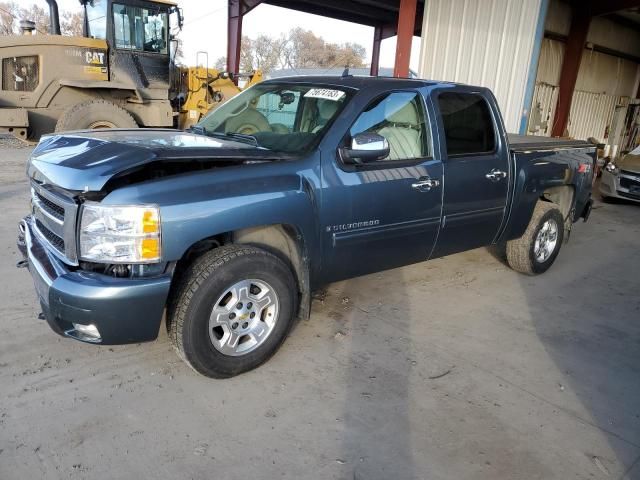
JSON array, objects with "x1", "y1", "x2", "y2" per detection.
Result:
[
  {"x1": 411, "y1": 177, "x2": 440, "y2": 192},
  {"x1": 485, "y1": 169, "x2": 507, "y2": 182}
]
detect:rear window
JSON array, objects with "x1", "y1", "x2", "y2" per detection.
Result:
[{"x1": 438, "y1": 93, "x2": 496, "y2": 156}]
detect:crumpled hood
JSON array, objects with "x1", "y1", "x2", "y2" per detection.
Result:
[{"x1": 28, "y1": 129, "x2": 265, "y2": 192}]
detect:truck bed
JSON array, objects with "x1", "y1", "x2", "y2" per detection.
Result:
[{"x1": 508, "y1": 134, "x2": 593, "y2": 153}]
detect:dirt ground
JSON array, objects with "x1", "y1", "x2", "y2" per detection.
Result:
[{"x1": 0, "y1": 142, "x2": 639, "y2": 480}]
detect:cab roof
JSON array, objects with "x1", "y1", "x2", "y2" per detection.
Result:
[{"x1": 261, "y1": 75, "x2": 450, "y2": 91}]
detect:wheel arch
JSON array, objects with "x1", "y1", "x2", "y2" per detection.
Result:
[
  {"x1": 174, "y1": 223, "x2": 311, "y2": 320},
  {"x1": 541, "y1": 185, "x2": 575, "y2": 221}
]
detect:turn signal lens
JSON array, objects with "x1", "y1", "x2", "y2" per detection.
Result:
[
  {"x1": 141, "y1": 238, "x2": 160, "y2": 260},
  {"x1": 142, "y1": 209, "x2": 159, "y2": 233}
]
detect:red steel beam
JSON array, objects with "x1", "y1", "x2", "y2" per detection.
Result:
[
  {"x1": 393, "y1": 0, "x2": 417, "y2": 78},
  {"x1": 370, "y1": 25, "x2": 382, "y2": 76},
  {"x1": 227, "y1": 0, "x2": 243, "y2": 77},
  {"x1": 227, "y1": 0, "x2": 262, "y2": 80},
  {"x1": 551, "y1": 8, "x2": 591, "y2": 137}
]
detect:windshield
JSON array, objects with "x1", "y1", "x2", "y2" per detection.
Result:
[
  {"x1": 85, "y1": 0, "x2": 107, "y2": 39},
  {"x1": 113, "y1": 3, "x2": 169, "y2": 54},
  {"x1": 195, "y1": 83, "x2": 350, "y2": 154}
]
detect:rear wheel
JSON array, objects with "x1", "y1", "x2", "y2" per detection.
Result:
[
  {"x1": 168, "y1": 245, "x2": 296, "y2": 378},
  {"x1": 506, "y1": 201, "x2": 564, "y2": 275},
  {"x1": 55, "y1": 100, "x2": 138, "y2": 133}
]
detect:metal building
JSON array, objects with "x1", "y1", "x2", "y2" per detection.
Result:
[
  {"x1": 418, "y1": 0, "x2": 546, "y2": 133},
  {"x1": 418, "y1": 0, "x2": 640, "y2": 154}
]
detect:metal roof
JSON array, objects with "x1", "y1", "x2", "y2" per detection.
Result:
[{"x1": 261, "y1": 0, "x2": 425, "y2": 38}]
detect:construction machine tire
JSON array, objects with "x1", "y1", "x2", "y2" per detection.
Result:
[
  {"x1": 224, "y1": 109, "x2": 271, "y2": 135},
  {"x1": 55, "y1": 100, "x2": 138, "y2": 133}
]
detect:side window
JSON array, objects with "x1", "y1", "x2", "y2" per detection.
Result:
[
  {"x1": 438, "y1": 92, "x2": 496, "y2": 156},
  {"x1": 86, "y1": 0, "x2": 108, "y2": 40},
  {"x1": 349, "y1": 92, "x2": 430, "y2": 161},
  {"x1": 2, "y1": 56, "x2": 39, "y2": 91},
  {"x1": 113, "y1": 4, "x2": 168, "y2": 54}
]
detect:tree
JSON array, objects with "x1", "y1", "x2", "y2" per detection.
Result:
[
  {"x1": 238, "y1": 29, "x2": 366, "y2": 74},
  {"x1": 61, "y1": 11, "x2": 83, "y2": 36},
  {"x1": 241, "y1": 33, "x2": 287, "y2": 73},
  {"x1": 0, "y1": 2, "x2": 83, "y2": 36},
  {"x1": 0, "y1": 2, "x2": 19, "y2": 35},
  {"x1": 213, "y1": 56, "x2": 226, "y2": 71},
  {"x1": 20, "y1": 4, "x2": 49, "y2": 34}
]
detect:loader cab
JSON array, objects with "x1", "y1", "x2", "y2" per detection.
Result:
[{"x1": 80, "y1": 0, "x2": 178, "y2": 93}]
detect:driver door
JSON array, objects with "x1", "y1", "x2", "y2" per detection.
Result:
[{"x1": 320, "y1": 90, "x2": 443, "y2": 282}]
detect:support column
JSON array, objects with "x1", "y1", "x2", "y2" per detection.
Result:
[
  {"x1": 227, "y1": 0, "x2": 243, "y2": 78},
  {"x1": 551, "y1": 9, "x2": 591, "y2": 137},
  {"x1": 370, "y1": 25, "x2": 382, "y2": 76},
  {"x1": 393, "y1": 0, "x2": 417, "y2": 78}
]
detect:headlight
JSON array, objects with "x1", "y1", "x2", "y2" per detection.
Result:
[
  {"x1": 79, "y1": 203, "x2": 161, "y2": 263},
  {"x1": 605, "y1": 162, "x2": 619, "y2": 174}
]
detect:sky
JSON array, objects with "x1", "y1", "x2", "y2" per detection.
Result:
[{"x1": 55, "y1": 0, "x2": 422, "y2": 72}]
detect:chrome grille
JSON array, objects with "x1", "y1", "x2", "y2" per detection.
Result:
[
  {"x1": 35, "y1": 219, "x2": 65, "y2": 251},
  {"x1": 31, "y1": 183, "x2": 79, "y2": 265},
  {"x1": 35, "y1": 190, "x2": 65, "y2": 221}
]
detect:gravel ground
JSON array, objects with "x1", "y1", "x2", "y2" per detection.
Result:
[{"x1": 0, "y1": 142, "x2": 639, "y2": 479}]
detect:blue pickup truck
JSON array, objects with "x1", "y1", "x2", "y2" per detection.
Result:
[{"x1": 18, "y1": 76, "x2": 595, "y2": 378}]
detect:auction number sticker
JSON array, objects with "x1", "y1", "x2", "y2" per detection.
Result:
[{"x1": 304, "y1": 88, "x2": 345, "y2": 101}]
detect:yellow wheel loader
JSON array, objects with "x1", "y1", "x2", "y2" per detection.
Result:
[{"x1": 0, "y1": 0, "x2": 261, "y2": 141}]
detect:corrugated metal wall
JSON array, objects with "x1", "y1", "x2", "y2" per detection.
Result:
[
  {"x1": 530, "y1": 82, "x2": 558, "y2": 135},
  {"x1": 417, "y1": 0, "x2": 544, "y2": 133},
  {"x1": 530, "y1": 37, "x2": 638, "y2": 142},
  {"x1": 527, "y1": 0, "x2": 640, "y2": 147},
  {"x1": 567, "y1": 91, "x2": 628, "y2": 141}
]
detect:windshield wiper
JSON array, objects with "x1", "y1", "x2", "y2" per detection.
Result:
[
  {"x1": 188, "y1": 125, "x2": 207, "y2": 136},
  {"x1": 224, "y1": 132, "x2": 260, "y2": 147},
  {"x1": 189, "y1": 126, "x2": 260, "y2": 147}
]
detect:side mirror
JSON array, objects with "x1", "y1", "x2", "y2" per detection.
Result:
[{"x1": 341, "y1": 132, "x2": 390, "y2": 164}]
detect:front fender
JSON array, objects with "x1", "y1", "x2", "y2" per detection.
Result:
[{"x1": 102, "y1": 162, "x2": 320, "y2": 267}]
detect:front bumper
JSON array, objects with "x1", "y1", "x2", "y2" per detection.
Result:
[
  {"x1": 600, "y1": 170, "x2": 640, "y2": 203},
  {"x1": 17, "y1": 216, "x2": 172, "y2": 345}
]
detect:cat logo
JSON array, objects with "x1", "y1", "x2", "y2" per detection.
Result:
[{"x1": 85, "y1": 51, "x2": 105, "y2": 65}]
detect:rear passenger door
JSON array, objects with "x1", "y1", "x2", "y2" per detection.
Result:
[{"x1": 431, "y1": 91, "x2": 510, "y2": 258}]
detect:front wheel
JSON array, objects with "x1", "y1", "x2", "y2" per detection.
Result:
[
  {"x1": 506, "y1": 201, "x2": 565, "y2": 275},
  {"x1": 55, "y1": 100, "x2": 138, "y2": 132},
  {"x1": 168, "y1": 245, "x2": 297, "y2": 378}
]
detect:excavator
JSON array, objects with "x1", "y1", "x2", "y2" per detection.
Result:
[{"x1": 0, "y1": 0, "x2": 261, "y2": 141}]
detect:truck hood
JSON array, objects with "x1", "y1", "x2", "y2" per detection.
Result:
[{"x1": 28, "y1": 129, "x2": 274, "y2": 192}]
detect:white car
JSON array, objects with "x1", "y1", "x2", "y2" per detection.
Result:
[{"x1": 600, "y1": 145, "x2": 640, "y2": 203}]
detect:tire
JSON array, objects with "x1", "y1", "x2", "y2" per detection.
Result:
[
  {"x1": 55, "y1": 100, "x2": 138, "y2": 132},
  {"x1": 506, "y1": 201, "x2": 564, "y2": 275},
  {"x1": 167, "y1": 245, "x2": 297, "y2": 378},
  {"x1": 224, "y1": 109, "x2": 271, "y2": 134}
]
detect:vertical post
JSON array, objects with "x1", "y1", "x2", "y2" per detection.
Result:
[
  {"x1": 393, "y1": 0, "x2": 417, "y2": 78},
  {"x1": 227, "y1": 0, "x2": 243, "y2": 79},
  {"x1": 519, "y1": 0, "x2": 550, "y2": 134},
  {"x1": 370, "y1": 25, "x2": 382, "y2": 76},
  {"x1": 551, "y1": 8, "x2": 591, "y2": 137}
]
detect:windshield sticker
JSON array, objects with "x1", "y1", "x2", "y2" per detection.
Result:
[{"x1": 304, "y1": 88, "x2": 345, "y2": 101}]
